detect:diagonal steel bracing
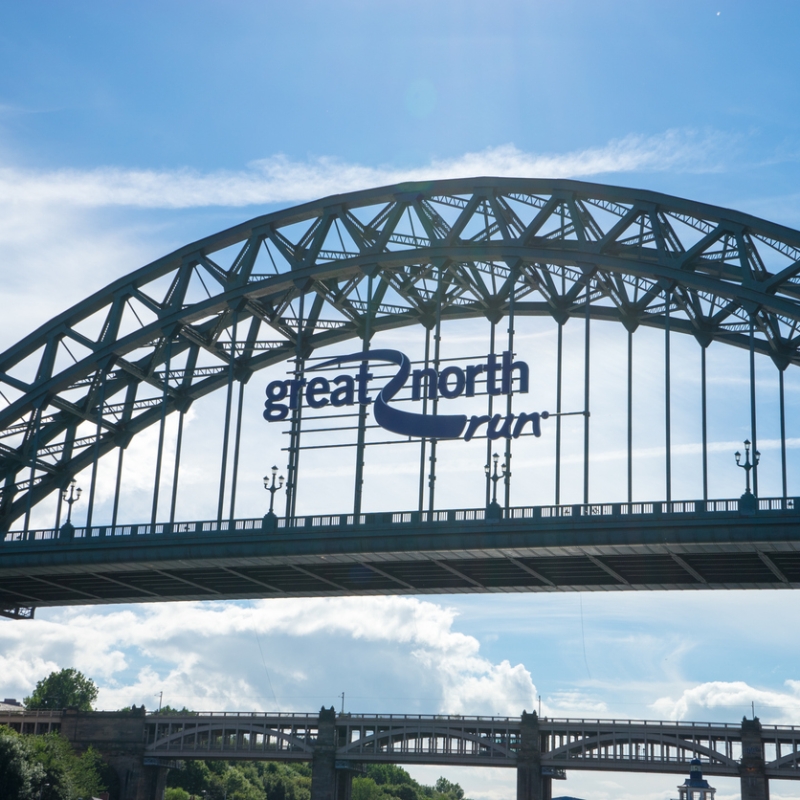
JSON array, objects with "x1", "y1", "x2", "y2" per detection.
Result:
[{"x1": 3, "y1": 178, "x2": 800, "y2": 535}]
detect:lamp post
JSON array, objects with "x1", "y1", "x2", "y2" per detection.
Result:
[
  {"x1": 59, "y1": 479, "x2": 82, "y2": 539},
  {"x1": 262, "y1": 466, "x2": 285, "y2": 532},
  {"x1": 735, "y1": 439, "x2": 760, "y2": 513},
  {"x1": 484, "y1": 452, "x2": 506, "y2": 520}
]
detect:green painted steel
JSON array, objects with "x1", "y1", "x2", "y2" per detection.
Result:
[
  {"x1": 3, "y1": 177, "x2": 800, "y2": 612},
  {"x1": 2, "y1": 499, "x2": 800, "y2": 609},
  {"x1": 3, "y1": 178, "x2": 800, "y2": 529}
]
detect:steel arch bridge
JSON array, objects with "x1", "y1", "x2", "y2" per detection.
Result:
[{"x1": 3, "y1": 177, "x2": 800, "y2": 612}]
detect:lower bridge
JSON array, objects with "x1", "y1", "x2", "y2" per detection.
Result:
[{"x1": 1, "y1": 708, "x2": 796, "y2": 800}]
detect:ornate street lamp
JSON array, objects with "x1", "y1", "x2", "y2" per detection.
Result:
[
  {"x1": 262, "y1": 466, "x2": 285, "y2": 532},
  {"x1": 735, "y1": 440, "x2": 759, "y2": 495},
  {"x1": 59, "y1": 479, "x2": 82, "y2": 539},
  {"x1": 735, "y1": 439, "x2": 760, "y2": 513},
  {"x1": 484, "y1": 452, "x2": 506, "y2": 520}
]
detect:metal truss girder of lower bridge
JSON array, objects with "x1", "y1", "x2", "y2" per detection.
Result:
[{"x1": 2, "y1": 500, "x2": 800, "y2": 611}]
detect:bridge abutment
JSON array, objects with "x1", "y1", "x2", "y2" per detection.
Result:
[
  {"x1": 60, "y1": 706, "x2": 166, "y2": 800},
  {"x1": 740, "y1": 717, "x2": 770, "y2": 800},
  {"x1": 516, "y1": 711, "x2": 550, "y2": 800}
]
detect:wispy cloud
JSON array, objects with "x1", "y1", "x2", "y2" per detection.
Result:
[{"x1": 0, "y1": 129, "x2": 734, "y2": 211}]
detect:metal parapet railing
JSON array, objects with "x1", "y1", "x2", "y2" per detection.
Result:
[{"x1": 3, "y1": 496, "x2": 796, "y2": 544}]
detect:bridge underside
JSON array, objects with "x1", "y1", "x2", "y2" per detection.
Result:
[{"x1": 3, "y1": 508, "x2": 800, "y2": 609}]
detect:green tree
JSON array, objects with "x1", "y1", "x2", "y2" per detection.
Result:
[
  {"x1": 169, "y1": 759, "x2": 314, "y2": 800},
  {"x1": 24, "y1": 669, "x2": 99, "y2": 712},
  {"x1": 365, "y1": 765, "x2": 415, "y2": 787},
  {"x1": 0, "y1": 729, "x2": 45, "y2": 800},
  {"x1": 166, "y1": 759, "x2": 469, "y2": 800},
  {"x1": 154, "y1": 705, "x2": 196, "y2": 716},
  {"x1": 29, "y1": 732, "x2": 106, "y2": 800},
  {"x1": 352, "y1": 776, "x2": 385, "y2": 800},
  {"x1": 434, "y1": 777, "x2": 465, "y2": 800}
]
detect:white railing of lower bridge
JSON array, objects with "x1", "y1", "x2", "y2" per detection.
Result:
[{"x1": 3, "y1": 496, "x2": 796, "y2": 543}]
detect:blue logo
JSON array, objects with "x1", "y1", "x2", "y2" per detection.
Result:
[{"x1": 264, "y1": 349, "x2": 549, "y2": 441}]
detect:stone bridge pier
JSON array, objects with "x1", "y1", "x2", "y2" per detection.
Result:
[
  {"x1": 516, "y1": 711, "x2": 550, "y2": 800},
  {"x1": 60, "y1": 707, "x2": 167, "y2": 800},
  {"x1": 740, "y1": 717, "x2": 770, "y2": 800},
  {"x1": 311, "y1": 706, "x2": 354, "y2": 800}
]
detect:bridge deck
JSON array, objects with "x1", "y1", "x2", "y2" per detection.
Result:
[{"x1": 2, "y1": 499, "x2": 800, "y2": 610}]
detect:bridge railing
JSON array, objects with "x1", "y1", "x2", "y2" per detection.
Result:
[
  {"x1": 145, "y1": 711, "x2": 320, "y2": 720},
  {"x1": 0, "y1": 710, "x2": 62, "y2": 718},
  {"x1": 145, "y1": 711, "x2": 520, "y2": 723},
  {"x1": 3, "y1": 496, "x2": 796, "y2": 543},
  {"x1": 140, "y1": 711, "x2": 800, "y2": 734}
]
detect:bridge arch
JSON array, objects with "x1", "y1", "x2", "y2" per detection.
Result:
[
  {"x1": 2, "y1": 176, "x2": 800, "y2": 534},
  {"x1": 337, "y1": 721, "x2": 517, "y2": 762},
  {"x1": 545, "y1": 730, "x2": 740, "y2": 773},
  {"x1": 147, "y1": 720, "x2": 316, "y2": 758}
]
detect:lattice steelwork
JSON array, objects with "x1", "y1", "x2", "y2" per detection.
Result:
[{"x1": 3, "y1": 177, "x2": 800, "y2": 537}]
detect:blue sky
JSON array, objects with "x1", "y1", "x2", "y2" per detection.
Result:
[{"x1": 3, "y1": 3, "x2": 800, "y2": 799}]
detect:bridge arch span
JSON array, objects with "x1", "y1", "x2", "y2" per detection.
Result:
[
  {"x1": 545, "y1": 729, "x2": 740, "y2": 773},
  {"x1": 2, "y1": 176, "x2": 800, "y2": 542}
]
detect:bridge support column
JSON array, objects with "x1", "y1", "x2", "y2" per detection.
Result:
[
  {"x1": 312, "y1": 706, "x2": 339, "y2": 800},
  {"x1": 740, "y1": 717, "x2": 769, "y2": 800},
  {"x1": 516, "y1": 711, "x2": 550, "y2": 800},
  {"x1": 105, "y1": 756, "x2": 167, "y2": 800},
  {"x1": 336, "y1": 766, "x2": 353, "y2": 800}
]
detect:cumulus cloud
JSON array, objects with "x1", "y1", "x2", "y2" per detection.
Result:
[
  {"x1": 0, "y1": 129, "x2": 733, "y2": 211},
  {"x1": 652, "y1": 680, "x2": 800, "y2": 722},
  {"x1": 0, "y1": 597, "x2": 537, "y2": 716}
]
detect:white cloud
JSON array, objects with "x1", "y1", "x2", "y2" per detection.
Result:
[
  {"x1": 543, "y1": 690, "x2": 610, "y2": 718},
  {"x1": 0, "y1": 597, "x2": 536, "y2": 716},
  {"x1": 652, "y1": 680, "x2": 800, "y2": 722},
  {"x1": 0, "y1": 129, "x2": 733, "y2": 212}
]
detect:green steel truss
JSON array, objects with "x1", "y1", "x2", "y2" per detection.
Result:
[{"x1": 2, "y1": 177, "x2": 800, "y2": 531}]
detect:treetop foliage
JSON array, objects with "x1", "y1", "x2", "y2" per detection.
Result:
[
  {"x1": 166, "y1": 759, "x2": 471, "y2": 800},
  {"x1": 352, "y1": 765, "x2": 469, "y2": 800},
  {"x1": 24, "y1": 669, "x2": 98, "y2": 712}
]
